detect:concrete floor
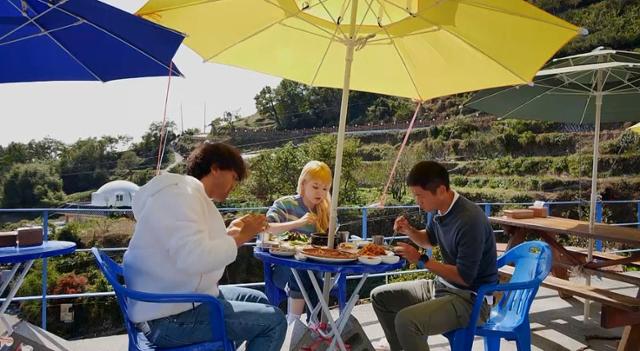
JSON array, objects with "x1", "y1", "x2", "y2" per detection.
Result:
[{"x1": 69, "y1": 273, "x2": 638, "y2": 351}]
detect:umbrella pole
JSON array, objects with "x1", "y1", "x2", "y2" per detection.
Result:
[
  {"x1": 321, "y1": 0, "x2": 359, "y2": 323},
  {"x1": 585, "y1": 69, "x2": 604, "y2": 323}
]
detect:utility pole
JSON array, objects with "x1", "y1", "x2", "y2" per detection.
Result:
[
  {"x1": 203, "y1": 103, "x2": 207, "y2": 134},
  {"x1": 180, "y1": 103, "x2": 184, "y2": 134}
]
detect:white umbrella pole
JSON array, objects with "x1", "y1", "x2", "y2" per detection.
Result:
[
  {"x1": 585, "y1": 69, "x2": 604, "y2": 323},
  {"x1": 321, "y1": 0, "x2": 358, "y2": 320}
]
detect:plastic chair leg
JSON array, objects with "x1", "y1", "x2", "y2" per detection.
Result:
[
  {"x1": 484, "y1": 336, "x2": 501, "y2": 351},
  {"x1": 515, "y1": 324, "x2": 531, "y2": 351}
]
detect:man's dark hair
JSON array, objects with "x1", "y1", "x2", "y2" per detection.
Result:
[
  {"x1": 406, "y1": 161, "x2": 450, "y2": 193},
  {"x1": 186, "y1": 142, "x2": 247, "y2": 181}
]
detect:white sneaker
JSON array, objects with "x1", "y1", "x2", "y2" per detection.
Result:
[{"x1": 373, "y1": 337, "x2": 391, "y2": 351}]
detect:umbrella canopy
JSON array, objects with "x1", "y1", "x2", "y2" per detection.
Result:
[
  {"x1": 138, "y1": 0, "x2": 581, "y2": 329},
  {"x1": 138, "y1": 0, "x2": 581, "y2": 243},
  {"x1": 467, "y1": 49, "x2": 640, "y2": 123},
  {"x1": 466, "y1": 48, "x2": 640, "y2": 230},
  {"x1": 138, "y1": 0, "x2": 581, "y2": 101},
  {"x1": 631, "y1": 122, "x2": 640, "y2": 134},
  {"x1": 0, "y1": 0, "x2": 184, "y2": 83},
  {"x1": 466, "y1": 48, "x2": 640, "y2": 322}
]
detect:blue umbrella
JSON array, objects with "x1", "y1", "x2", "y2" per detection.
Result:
[{"x1": 0, "y1": 0, "x2": 183, "y2": 83}]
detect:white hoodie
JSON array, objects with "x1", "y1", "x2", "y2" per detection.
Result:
[{"x1": 123, "y1": 173, "x2": 238, "y2": 323}]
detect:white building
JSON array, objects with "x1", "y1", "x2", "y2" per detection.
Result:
[{"x1": 90, "y1": 180, "x2": 139, "y2": 208}]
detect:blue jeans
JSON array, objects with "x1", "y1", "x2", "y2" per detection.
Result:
[
  {"x1": 272, "y1": 265, "x2": 323, "y2": 311},
  {"x1": 145, "y1": 286, "x2": 286, "y2": 351}
]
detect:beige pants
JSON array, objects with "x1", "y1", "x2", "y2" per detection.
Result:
[{"x1": 371, "y1": 279, "x2": 490, "y2": 351}]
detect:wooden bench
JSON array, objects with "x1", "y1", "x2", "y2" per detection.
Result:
[
  {"x1": 497, "y1": 243, "x2": 640, "y2": 268},
  {"x1": 500, "y1": 265, "x2": 640, "y2": 351}
]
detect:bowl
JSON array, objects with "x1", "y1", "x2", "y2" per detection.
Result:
[
  {"x1": 381, "y1": 255, "x2": 400, "y2": 264},
  {"x1": 358, "y1": 256, "x2": 382, "y2": 265},
  {"x1": 310, "y1": 233, "x2": 328, "y2": 246}
]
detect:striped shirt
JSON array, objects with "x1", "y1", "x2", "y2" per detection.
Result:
[{"x1": 266, "y1": 195, "x2": 318, "y2": 235}]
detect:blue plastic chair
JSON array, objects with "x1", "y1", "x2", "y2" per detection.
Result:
[
  {"x1": 262, "y1": 264, "x2": 347, "y2": 312},
  {"x1": 91, "y1": 247, "x2": 235, "y2": 351},
  {"x1": 445, "y1": 241, "x2": 553, "y2": 351}
]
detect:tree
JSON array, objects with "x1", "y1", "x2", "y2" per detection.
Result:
[
  {"x1": 247, "y1": 143, "x2": 307, "y2": 203},
  {"x1": 114, "y1": 151, "x2": 142, "y2": 180},
  {"x1": 59, "y1": 137, "x2": 123, "y2": 193},
  {"x1": 254, "y1": 86, "x2": 282, "y2": 128},
  {"x1": 2, "y1": 163, "x2": 65, "y2": 208},
  {"x1": 133, "y1": 121, "x2": 178, "y2": 168},
  {"x1": 304, "y1": 135, "x2": 362, "y2": 205}
]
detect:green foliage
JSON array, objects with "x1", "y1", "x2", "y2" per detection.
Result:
[
  {"x1": 557, "y1": 1, "x2": 640, "y2": 56},
  {"x1": 2, "y1": 163, "x2": 65, "y2": 208},
  {"x1": 247, "y1": 143, "x2": 307, "y2": 203},
  {"x1": 53, "y1": 222, "x2": 83, "y2": 248},
  {"x1": 132, "y1": 121, "x2": 177, "y2": 168},
  {"x1": 243, "y1": 135, "x2": 363, "y2": 205},
  {"x1": 58, "y1": 136, "x2": 128, "y2": 194},
  {"x1": 114, "y1": 151, "x2": 142, "y2": 180}
]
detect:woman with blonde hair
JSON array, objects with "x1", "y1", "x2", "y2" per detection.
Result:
[{"x1": 267, "y1": 160, "x2": 332, "y2": 323}]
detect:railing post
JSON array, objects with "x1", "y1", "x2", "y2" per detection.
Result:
[
  {"x1": 637, "y1": 201, "x2": 640, "y2": 230},
  {"x1": 42, "y1": 210, "x2": 48, "y2": 330},
  {"x1": 595, "y1": 202, "x2": 603, "y2": 252},
  {"x1": 361, "y1": 207, "x2": 368, "y2": 240},
  {"x1": 484, "y1": 204, "x2": 491, "y2": 217}
]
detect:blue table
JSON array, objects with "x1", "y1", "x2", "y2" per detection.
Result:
[
  {"x1": 255, "y1": 249, "x2": 404, "y2": 351},
  {"x1": 0, "y1": 241, "x2": 76, "y2": 314}
]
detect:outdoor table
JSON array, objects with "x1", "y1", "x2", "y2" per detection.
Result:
[
  {"x1": 0, "y1": 241, "x2": 76, "y2": 314},
  {"x1": 255, "y1": 248, "x2": 404, "y2": 351},
  {"x1": 490, "y1": 216, "x2": 640, "y2": 351}
]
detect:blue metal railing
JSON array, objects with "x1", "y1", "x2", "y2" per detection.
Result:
[{"x1": 0, "y1": 199, "x2": 639, "y2": 330}]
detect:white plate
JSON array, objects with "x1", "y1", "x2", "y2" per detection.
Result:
[
  {"x1": 302, "y1": 254, "x2": 357, "y2": 263},
  {"x1": 358, "y1": 256, "x2": 382, "y2": 265},
  {"x1": 269, "y1": 248, "x2": 296, "y2": 257},
  {"x1": 381, "y1": 255, "x2": 400, "y2": 264}
]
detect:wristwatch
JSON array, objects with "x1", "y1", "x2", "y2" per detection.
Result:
[{"x1": 416, "y1": 254, "x2": 430, "y2": 269}]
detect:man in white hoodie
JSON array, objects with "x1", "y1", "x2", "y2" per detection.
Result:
[{"x1": 124, "y1": 142, "x2": 286, "y2": 351}]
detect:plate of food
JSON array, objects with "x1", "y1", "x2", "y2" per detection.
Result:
[
  {"x1": 278, "y1": 231, "x2": 311, "y2": 246},
  {"x1": 302, "y1": 247, "x2": 358, "y2": 263},
  {"x1": 269, "y1": 246, "x2": 296, "y2": 257},
  {"x1": 358, "y1": 255, "x2": 382, "y2": 265},
  {"x1": 358, "y1": 243, "x2": 389, "y2": 256}
]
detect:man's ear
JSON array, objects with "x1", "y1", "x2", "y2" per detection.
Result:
[{"x1": 209, "y1": 166, "x2": 220, "y2": 177}]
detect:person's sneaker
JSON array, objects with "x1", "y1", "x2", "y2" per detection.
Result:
[{"x1": 373, "y1": 337, "x2": 391, "y2": 351}]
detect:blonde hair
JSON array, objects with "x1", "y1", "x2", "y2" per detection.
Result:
[{"x1": 297, "y1": 161, "x2": 332, "y2": 232}]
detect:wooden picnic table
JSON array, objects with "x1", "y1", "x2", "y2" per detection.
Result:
[{"x1": 490, "y1": 216, "x2": 640, "y2": 351}]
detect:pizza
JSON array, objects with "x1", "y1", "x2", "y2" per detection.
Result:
[{"x1": 302, "y1": 247, "x2": 358, "y2": 259}]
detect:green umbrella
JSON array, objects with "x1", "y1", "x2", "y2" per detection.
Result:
[
  {"x1": 467, "y1": 48, "x2": 640, "y2": 229},
  {"x1": 466, "y1": 47, "x2": 640, "y2": 321}
]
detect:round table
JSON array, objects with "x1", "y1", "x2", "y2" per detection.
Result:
[
  {"x1": 0, "y1": 241, "x2": 76, "y2": 315},
  {"x1": 0, "y1": 241, "x2": 76, "y2": 264},
  {"x1": 255, "y1": 248, "x2": 404, "y2": 351}
]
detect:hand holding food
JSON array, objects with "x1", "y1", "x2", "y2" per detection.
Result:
[
  {"x1": 393, "y1": 215, "x2": 414, "y2": 236},
  {"x1": 299, "y1": 212, "x2": 317, "y2": 226}
]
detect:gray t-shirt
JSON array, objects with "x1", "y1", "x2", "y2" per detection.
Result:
[{"x1": 427, "y1": 194, "x2": 498, "y2": 291}]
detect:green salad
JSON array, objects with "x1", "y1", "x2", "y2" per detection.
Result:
[{"x1": 278, "y1": 231, "x2": 310, "y2": 245}]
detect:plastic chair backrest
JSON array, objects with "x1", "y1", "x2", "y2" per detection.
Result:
[
  {"x1": 491, "y1": 241, "x2": 552, "y2": 329},
  {"x1": 92, "y1": 247, "x2": 140, "y2": 346},
  {"x1": 91, "y1": 247, "x2": 231, "y2": 351}
]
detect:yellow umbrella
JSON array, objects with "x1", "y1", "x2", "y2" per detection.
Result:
[
  {"x1": 631, "y1": 122, "x2": 640, "y2": 134},
  {"x1": 138, "y1": 0, "x2": 582, "y2": 247}
]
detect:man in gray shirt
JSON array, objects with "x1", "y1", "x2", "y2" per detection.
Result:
[{"x1": 372, "y1": 161, "x2": 497, "y2": 351}]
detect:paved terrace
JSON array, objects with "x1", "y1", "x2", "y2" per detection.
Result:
[{"x1": 69, "y1": 273, "x2": 638, "y2": 351}]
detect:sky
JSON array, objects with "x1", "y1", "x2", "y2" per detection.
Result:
[{"x1": 0, "y1": 0, "x2": 281, "y2": 146}]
